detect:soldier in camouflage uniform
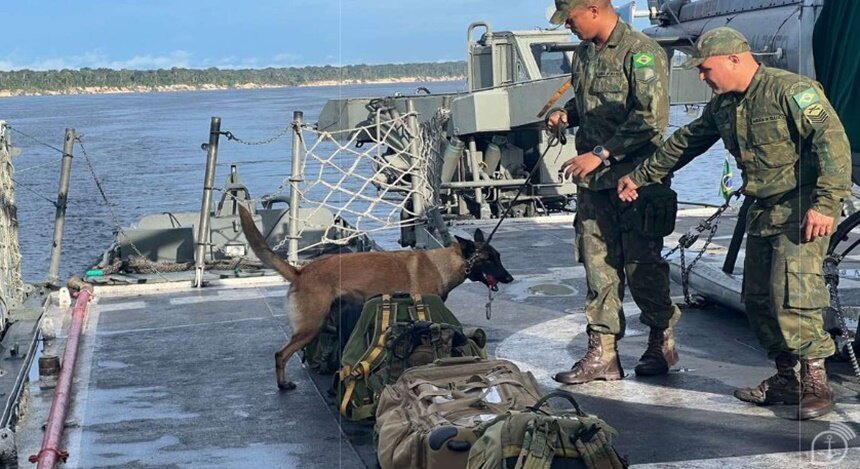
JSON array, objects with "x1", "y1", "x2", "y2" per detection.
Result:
[
  {"x1": 546, "y1": 0, "x2": 682, "y2": 385},
  {"x1": 618, "y1": 27, "x2": 852, "y2": 420}
]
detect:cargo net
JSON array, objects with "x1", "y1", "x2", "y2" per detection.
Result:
[
  {"x1": 268, "y1": 107, "x2": 448, "y2": 255},
  {"x1": 0, "y1": 123, "x2": 25, "y2": 323}
]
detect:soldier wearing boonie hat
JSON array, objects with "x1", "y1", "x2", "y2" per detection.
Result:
[{"x1": 618, "y1": 26, "x2": 851, "y2": 420}]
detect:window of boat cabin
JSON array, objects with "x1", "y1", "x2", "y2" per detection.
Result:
[{"x1": 530, "y1": 45, "x2": 571, "y2": 78}]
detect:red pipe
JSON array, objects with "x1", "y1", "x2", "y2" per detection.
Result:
[{"x1": 29, "y1": 287, "x2": 92, "y2": 468}]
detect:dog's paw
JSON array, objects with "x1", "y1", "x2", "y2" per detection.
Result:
[{"x1": 278, "y1": 381, "x2": 297, "y2": 391}]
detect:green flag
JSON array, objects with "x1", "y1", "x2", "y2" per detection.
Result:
[{"x1": 720, "y1": 156, "x2": 734, "y2": 200}]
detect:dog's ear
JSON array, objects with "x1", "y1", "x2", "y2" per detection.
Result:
[
  {"x1": 455, "y1": 235, "x2": 475, "y2": 257},
  {"x1": 474, "y1": 228, "x2": 485, "y2": 243}
]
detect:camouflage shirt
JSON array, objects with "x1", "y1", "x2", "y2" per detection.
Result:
[
  {"x1": 562, "y1": 20, "x2": 669, "y2": 191},
  {"x1": 629, "y1": 65, "x2": 852, "y2": 225}
]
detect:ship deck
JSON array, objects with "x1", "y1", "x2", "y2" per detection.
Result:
[{"x1": 13, "y1": 208, "x2": 860, "y2": 468}]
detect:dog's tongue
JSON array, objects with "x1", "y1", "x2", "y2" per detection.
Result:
[{"x1": 483, "y1": 273, "x2": 498, "y2": 288}]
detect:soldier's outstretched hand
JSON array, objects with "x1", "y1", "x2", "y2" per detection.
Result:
[
  {"x1": 617, "y1": 175, "x2": 639, "y2": 202},
  {"x1": 802, "y1": 209, "x2": 835, "y2": 242}
]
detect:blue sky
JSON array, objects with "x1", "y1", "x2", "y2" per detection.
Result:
[{"x1": 1, "y1": 0, "x2": 644, "y2": 70}]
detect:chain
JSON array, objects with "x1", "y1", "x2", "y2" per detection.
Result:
[
  {"x1": 664, "y1": 191, "x2": 740, "y2": 259},
  {"x1": 7, "y1": 125, "x2": 67, "y2": 154},
  {"x1": 76, "y1": 136, "x2": 172, "y2": 282},
  {"x1": 221, "y1": 125, "x2": 293, "y2": 146},
  {"x1": 666, "y1": 191, "x2": 740, "y2": 306},
  {"x1": 824, "y1": 255, "x2": 860, "y2": 379},
  {"x1": 485, "y1": 286, "x2": 495, "y2": 320},
  {"x1": 678, "y1": 222, "x2": 719, "y2": 307},
  {"x1": 8, "y1": 178, "x2": 59, "y2": 207}
]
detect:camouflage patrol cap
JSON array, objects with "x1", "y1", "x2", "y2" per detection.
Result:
[
  {"x1": 549, "y1": 0, "x2": 589, "y2": 25},
  {"x1": 682, "y1": 27, "x2": 751, "y2": 69}
]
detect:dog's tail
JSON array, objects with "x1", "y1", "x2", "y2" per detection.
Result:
[{"x1": 238, "y1": 204, "x2": 299, "y2": 282}]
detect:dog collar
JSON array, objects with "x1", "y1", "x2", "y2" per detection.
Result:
[{"x1": 464, "y1": 253, "x2": 479, "y2": 275}]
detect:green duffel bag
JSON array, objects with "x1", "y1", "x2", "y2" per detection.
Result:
[
  {"x1": 338, "y1": 293, "x2": 486, "y2": 421},
  {"x1": 467, "y1": 390, "x2": 627, "y2": 469}
]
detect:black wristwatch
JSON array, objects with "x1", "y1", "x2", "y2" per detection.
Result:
[{"x1": 592, "y1": 145, "x2": 610, "y2": 166}]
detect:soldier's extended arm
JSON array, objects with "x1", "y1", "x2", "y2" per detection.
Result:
[
  {"x1": 785, "y1": 83, "x2": 852, "y2": 215},
  {"x1": 601, "y1": 46, "x2": 668, "y2": 158},
  {"x1": 628, "y1": 102, "x2": 721, "y2": 186}
]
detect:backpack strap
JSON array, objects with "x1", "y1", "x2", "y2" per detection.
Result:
[
  {"x1": 340, "y1": 294, "x2": 395, "y2": 417},
  {"x1": 410, "y1": 293, "x2": 428, "y2": 321},
  {"x1": 572, "y1": 427, "x2": 626, "y2": 469},
  {"x1": 518, "y1": 419, "x2": 558, "y2": 469}
]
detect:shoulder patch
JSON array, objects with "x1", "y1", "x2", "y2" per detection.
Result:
[
  {"x1": 792, "y1": 86, "x2": 820, "y2": 109},
  {"x1": 802, "y1": 103, "x2": 830, "y2": 124},
  {"x1": 633, "y1": 52, "x2": 654, "y2": 68}
]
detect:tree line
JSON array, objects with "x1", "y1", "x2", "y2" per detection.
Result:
[{"x1": 0, "y1": 62, "x2": 467, "y2": 93}]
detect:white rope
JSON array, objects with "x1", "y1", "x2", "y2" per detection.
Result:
[{"x1": 269, "y1": 109, "x2": 448, "y2": 254}]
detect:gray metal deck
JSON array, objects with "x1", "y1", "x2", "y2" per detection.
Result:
[{"x1": 14, "y1": 210, "x2": 860, "y2": 468}]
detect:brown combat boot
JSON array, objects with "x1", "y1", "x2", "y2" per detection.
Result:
[
  {"x1": 554, "y1": 331, "x2": 624, "y2": 385},
  {"x1": 634, "y1": 327, "x2": 680, "y2": 376},
  {"x1": 797, "y1": 358, "x2": 834, "y2": 420},
  {"x1": 734, "y1": 353, "x2": 800, "y2": 405}
]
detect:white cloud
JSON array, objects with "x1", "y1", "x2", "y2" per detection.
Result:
[
  {"x1": 0, "y1": 50, "x2": 313, "y2": 71},
  {"x1": 271, "y1": 52, "x2": 301, "y2": 65},
  {"x1": 0, "y1": 50, "x2": 194, "y2": 71}
]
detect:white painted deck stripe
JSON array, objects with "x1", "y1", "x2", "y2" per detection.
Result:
[{"x1": 95, "y1": 301, "x2": 147, "y2": 312}]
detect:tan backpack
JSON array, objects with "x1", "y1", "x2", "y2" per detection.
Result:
[{"x1": 375, "y1": 357, "x2": 545, "y2": 469}]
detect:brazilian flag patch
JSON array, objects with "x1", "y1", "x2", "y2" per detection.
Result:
[
  {"x1": 793, "y1": 86, "x2": 820, "y2": 109},
  {"x1": 633, "y1": 52, "x2": 654, "y2": 68}
]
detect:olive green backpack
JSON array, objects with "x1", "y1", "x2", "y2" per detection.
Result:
[
  {"x1": 467, "y1": 391, "x2": 627, "y2": 469},
  {"x1": 337, "y1": 293, "x2": 486, "y2": 421}
]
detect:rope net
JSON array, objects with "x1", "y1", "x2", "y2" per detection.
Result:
[
  {"x1": 267, "y1": 108, "x2": 449, "y2": 255},
  {"x1": 0, "y1": 123, "x2": 25, "y2": 325}
]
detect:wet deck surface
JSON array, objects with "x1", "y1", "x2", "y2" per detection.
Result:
[{"x1": 15, "y1": 208, "x2": 860, "y2": 467}]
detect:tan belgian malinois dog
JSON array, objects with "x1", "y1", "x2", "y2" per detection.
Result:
[{"x1": 238, "y1": 205, "x2": 513, "y2": 390}]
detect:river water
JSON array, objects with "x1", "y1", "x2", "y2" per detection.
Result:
[{"x1": 2, "y1": 81, "x2": 732, "y2": 283}]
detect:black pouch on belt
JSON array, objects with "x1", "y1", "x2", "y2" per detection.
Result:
[{"x1": 618, "y1": 184, "x2": 677, "y2": 239}]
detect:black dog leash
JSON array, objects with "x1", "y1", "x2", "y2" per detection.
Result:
[
  {"x1": 485, "y1": 125, "x2": 566, "y2": 244},
  {"x1": 482, "y1": 124, "x2": 567, "y2": 320}
]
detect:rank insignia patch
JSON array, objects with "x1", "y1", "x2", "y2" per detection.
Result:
[
  {"x1": 793, "y1": 87, "x2": 820, "y2": 109},
  {"x1": 633, "y1": 52, "x2": 654, "y2": 68},
  {"x1": 803, "y1": 103, "x2": 829, "y2": 124}
]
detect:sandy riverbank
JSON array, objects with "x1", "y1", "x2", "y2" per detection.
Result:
[{"x1": 0, "y1": 75, "x2": 465, "y2": 98}]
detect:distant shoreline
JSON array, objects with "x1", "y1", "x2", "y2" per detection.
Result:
[{"x1": 0, "y1": 75, "x2": 465, "y2": 98}]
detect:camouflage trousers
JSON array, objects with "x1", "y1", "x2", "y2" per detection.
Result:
[
  {"x1": 742, "y1": 229, "x2": 835, "y2": 360},
  {"x1": 574, "y1": 188, "x2": 681, "y2": 336}
]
